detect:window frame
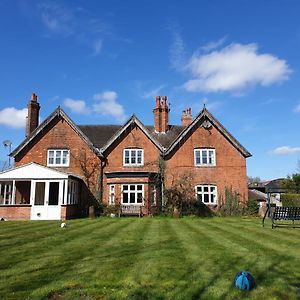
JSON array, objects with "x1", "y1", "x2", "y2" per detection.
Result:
[
  {"x1": 150, "y1": 184, "x2": 157, "y2": 206},
  {"x1": 109, "y1": 185, "x2": 115, "y2": 205},
  {"x1": 121, "y1": 184, "x2": 144, "y2": 205},
  {"x1": 47, "y1": 149, "x2": 70, "y2": 167},
  {"x1": 123, "y1": 149, "x2": 144, "y2": 166},
  {"x1": 194, "y1": 148, "x2": 216, "y2": 167},
  {"x1": 195, "y1": 184, "x2": 217, "y2": 205}
]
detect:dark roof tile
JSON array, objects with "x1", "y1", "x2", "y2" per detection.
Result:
[{"x1": 78, "y1": 124, "x2": 184, "y2": 150}]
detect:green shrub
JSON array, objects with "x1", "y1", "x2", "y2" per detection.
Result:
[
  {"x1": 102, "y1": 204, "x2": 121, "y2": 216},
  {"x1": 218, "y1": 187, "x2": 245, "y2": 216},
  {"x1": 281, "y1": 194, "x2": 300, "y2": 207},
  {"x1": 246, "y1": 198, "x2": 259, "y2": 215}
]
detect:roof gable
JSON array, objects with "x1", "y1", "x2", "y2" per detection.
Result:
[
  {"x1": 0, "y1": 162, "x2": 73, "y2": 179},
  {"x1": 164, "y1": 107, "x2": 251, "y2": 158},
  {"x1": 10, "y1": 107, "x2": 102, "y2": 158},
  {"x1": 101, "y1": 115, "x2": 164, "y2": 154}
]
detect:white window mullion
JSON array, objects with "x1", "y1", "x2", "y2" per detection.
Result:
[
  {"x1": 194, "y1": 148, "x2": 216, "y2": 166},
  {"x1": 123, "y1": 149, "x2": 144, "y2": 166}
]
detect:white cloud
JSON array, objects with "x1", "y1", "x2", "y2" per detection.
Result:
[
  {"x1": 183, "y1": 43, "x2": 291, "y2": 93},
  {"x1": 93, "y1": 91, "x2": 127, "y2": 122},
  {"x1": 142, "y1": 85, "x2": 165, "y2": 99},
  {"x1": 200, "y1": 36, "x2": 227, "y2": 52},
  {"x1": 38, "y1": 2, "x2": 74, "y2": 36},
  {"x1": 63, "y1": 98, "x2": 90, "y2": 114},
  {"x1": 169, "y1": 30, "x2": 186, "y2": 71},
  {"x1": 294, "y1": 103, "x2": 300, "y2": 113},
  {"x1": 0, "y1": 107, "x2": 27, "y2": 129},
  {"x1": 272, "y1": 146, "x2": 300, "y2": 155},
  {"x1": 92, "y1": 39, "x2": 103, "y2": 56}
]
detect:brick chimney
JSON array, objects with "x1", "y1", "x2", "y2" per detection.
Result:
[
  {"x1": 153, "y1": 96, "x2": 170, "y2": 133},
  {"x1": 161, "y1": 96, "x2": 170, "y2": 133},
  {"x1": 26, "y1": 93, "x2": 40, "y2": 137},
  {"x1": 153, "y1": 96, "x2": 162, "y2": 132},
  {"x1": 181, "y1": 107, "x2": 193, "y2": 127}
]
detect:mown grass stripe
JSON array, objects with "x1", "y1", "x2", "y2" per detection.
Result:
[{"x1": 0, "y1": 217, "x2": 299, "y2": 300}]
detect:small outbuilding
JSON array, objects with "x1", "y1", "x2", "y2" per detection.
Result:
[{"x1": 0, "y1": 162, "x2": 81, "y2": 220}]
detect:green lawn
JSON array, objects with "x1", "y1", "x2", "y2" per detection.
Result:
[{"x1": 0, "y1": 217, "x2": 299, "y2": 300}]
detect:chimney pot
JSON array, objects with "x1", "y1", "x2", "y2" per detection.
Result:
[
  {"x1": 155, "y1": 96, "x2": 161, "y2": 108},
  {"x1": 161, "y1": 96, "x2": 167, "y2": 108}
]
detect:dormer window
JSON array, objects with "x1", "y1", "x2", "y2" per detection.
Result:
[
  {"x1": 47, "y1": 149, "x2": 70, "y2": 167},
  {"x1": 123, "y1": 149, "x2": 144, "y2": 166},
  {"x1": 194, "y1": 148, "x2": 216, "y2": 166}
]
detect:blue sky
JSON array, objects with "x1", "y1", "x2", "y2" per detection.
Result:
[{"x1": 0, "y1": 0, "x2": 300, "y2": 180}]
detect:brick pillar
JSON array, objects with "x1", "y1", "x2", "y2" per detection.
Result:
[
  {"x1": 160, "y1": 96, "x2": 170, "y2": 133},
  {"x1": 181, "y1": 107, "x2": 193, "y2": 127},
  {"x1": 153, "y1": 96, "x2": 161, "y2": 132},
  {"x1": 26, "y1": 93, "x2": 40, "y2": 137}
]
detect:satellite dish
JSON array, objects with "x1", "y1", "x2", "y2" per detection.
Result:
[
  {"x1": 202, "y1": 120, "x2": 212, "y2": 129},
  {"x1": 3, "y1": 140, "x2": 12, "y2": 147}
]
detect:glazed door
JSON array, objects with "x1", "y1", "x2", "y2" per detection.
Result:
[{"x1": 31, "y1": 181, "x2": 62, "y2": 220}]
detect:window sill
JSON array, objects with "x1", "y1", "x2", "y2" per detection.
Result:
[{"x1": 195, "y1": 165, "x2": 216, "y2": 168}]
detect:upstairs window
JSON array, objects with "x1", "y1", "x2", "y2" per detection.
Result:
[
  {"x1": 194, "y1": 149, "x2": 216, "y2": 166},
  {"x1": 123, "y1": 149, "x2": 144, "y2": 166},
  {"x1": 47, "y1": 149, "x2": 70, "y2": 167},
  {"x1": 196, "y1": 185, "x2": 217, "y2": 205}
]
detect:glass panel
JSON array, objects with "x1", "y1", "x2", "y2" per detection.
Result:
[
  {"x1": 55, "y1": 151, "x2": 61, "y2": 164},
  {"x1": 34, "y1": 182, "x2": 45, "y2": 205},
  {"x1": 62, "y1": 151, "x2": 68, "y2": 164},
  {"x1": 123, "y1": 185, "x2": 128, "y2": 190},
  {"x1": 137, "y1": 193, "x2": 143, "y2": 203},
  {"x1": 131, "y1": 150, "x2": 136, "y2": 164},
  {"x1": 130, "y1": 193, "x2": 135, "y2": 203},
  {"x1": 204, "y1": 194, "x2": 209, "y2": 203},
  {"x1": 210, "y1": 186, "x2": 215, "y2": 192},
  {"x1": 195, "y1": 151, "x2": 201, "y2": 165},
  {"x1": 202, "y1": 150, "x2": 208, "y2": 164},
  {"x1": 130, "y1": 185, "x2": 135, "y2": 191},
  {"x1": 48, "y1": 150, "x2": 54, "y2": 165},
  {"x1": 0, "y1": 184, "x2": 3, "y2": 205},
  {"x1": 123, "y1": 193, "x2": 128, "y2": 203},
  {"x1": 48, "y1": 182, "x2": 59, "y2": 205},
  {"x1": 210, "y1": 194, "x2": 214, "y2": 203},
  {"x1": 197, "y1": 186, "x2": 202, "y2": 192},
  {"x1": 203, "y1": 186, "x2": 209, "y2": 192},
  {"x1": 209, "y1": 150, "x2": 214, "y2": 164},
  {"x1": 124, "y1": 150, "x2": 130, "y2": 164},
  {"x1": 137, "y1": 185, "x2": 142, "y2": 190},
  {"x1": 137, "y1": 150, "x2": 142, "y2": 164}
]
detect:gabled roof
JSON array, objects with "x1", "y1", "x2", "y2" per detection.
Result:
[
  {"x1": 10, "y1": 107, "x2": 102, "y2": 158},
  {"x1": 100, "y1": 115, "x2": 165, "y2": 154},
  {"x1": 164, "y1": 107, "x2": 252, "y2": 158},
  {"x1": 0, "y1": 162, "x2": 81, "y2": 180}
]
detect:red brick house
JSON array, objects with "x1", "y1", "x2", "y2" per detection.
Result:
[{"x1": 0, "y1": 94, "x2": 251, "y2": 220}]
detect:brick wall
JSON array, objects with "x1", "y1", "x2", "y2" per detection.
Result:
[
  {"x1": 165, "y1": 123, "x2": 248, "y2": 204},
  {"x1": 15, "y1": 117, "x2": 101, "y2": 202},
  {"x1": 0, "y1": 205, "x2": 31, "y2": 220},
  {"x1": 103, "y1": 124, "x2": 161, "y2": 206}
]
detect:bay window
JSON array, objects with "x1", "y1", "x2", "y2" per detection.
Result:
[{"x1": 121, "y1": 184, "x2": 144, "y2": 205}]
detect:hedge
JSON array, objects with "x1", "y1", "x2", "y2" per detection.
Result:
[{"x1": 281, "y1": 194, "x2": 300, "y2": 207}]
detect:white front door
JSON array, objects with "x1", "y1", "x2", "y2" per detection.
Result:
[{"x1": 31, "y1": 181, "x2": 63, "y2": 220}]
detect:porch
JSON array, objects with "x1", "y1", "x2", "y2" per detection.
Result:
[{"x1": 0, "y1": 163, "x2": 81, "y2": 220}]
